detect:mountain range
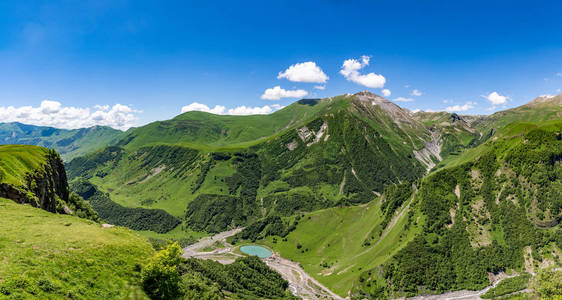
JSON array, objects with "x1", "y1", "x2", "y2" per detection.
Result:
[{"x1": 0, "y1": 91, "x2": 560, "y2": 299}]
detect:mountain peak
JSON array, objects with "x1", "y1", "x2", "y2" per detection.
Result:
[{"x1": 527, "y1": 93, "x2": 562, "y2": 106}]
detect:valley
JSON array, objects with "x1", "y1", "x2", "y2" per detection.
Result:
[{"x1": 0, "y1": 92, "x2": 560, "y2": 299}]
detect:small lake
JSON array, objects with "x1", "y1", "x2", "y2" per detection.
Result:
[{"x1": 240, "y1": 245, "x2": 272, "y2": 258}]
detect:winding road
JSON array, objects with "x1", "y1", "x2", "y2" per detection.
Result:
[{"x1": 182, "y1": 227, "x2": 343, "y2": 300}]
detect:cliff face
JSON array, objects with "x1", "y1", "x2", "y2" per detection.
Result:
[{"x1": 0, "y1": 150, "x2": 69, "y2": 213}]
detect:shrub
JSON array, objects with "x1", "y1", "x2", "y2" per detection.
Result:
[{"x1": 141, "y1": 242, "x2": 183, "y2": 300}]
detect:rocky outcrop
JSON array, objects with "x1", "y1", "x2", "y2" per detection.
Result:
[{"x1": 0, "y1": 150, "x2": 69, "y2": 213}]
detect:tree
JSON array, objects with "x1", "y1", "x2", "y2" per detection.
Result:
[{"x1": 141, "y1": 242, "x2": 183, "y2": 300}]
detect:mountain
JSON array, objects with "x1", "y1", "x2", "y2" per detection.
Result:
[
  {"x1": 63, "y1": 92, "x2": 562, "y2": 298},
  {"x1": 0, "y1": 122, "x2": 123, "y2": 161},
  {"x1": 66, "y1": 92, "x2": 449, "y2": 233},
  {"x1": 253, "y1": 120, "x2": 562, "y2": 298}
]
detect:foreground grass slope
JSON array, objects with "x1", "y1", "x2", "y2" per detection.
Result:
[{"x1": 0, "y1": 197, "x2": 154, "y2": 299}]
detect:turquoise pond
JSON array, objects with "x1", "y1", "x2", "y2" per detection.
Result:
[{"x1": 239, "y1": 245, "x2": 272, "y2": 258}]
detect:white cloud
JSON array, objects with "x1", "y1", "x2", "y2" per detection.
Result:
[
  {"x1": 314, "y1": 85, "x2": 326, "y2": 90},
  {"x1": 0, "y1": 100, "x2": 139, "y2": 130},
  {"x1": 411, "y1": 89, "x2": 422, "y2": 96},
  {"x1": 539, "y1": 94, "x2": 554, "y2": 99},
  {"x1": 483, "y1": 91, "x2": 508, "y2": 105},
  {"x1": 394, "y1": 97, "x2": 414, "y2": 102},
  {"x1": 180, "y1": 102, "x2": 226, "y2": 114},
  {"x1": 445, "y1": 101, "x2": 475, "y2": 112},
  {"x1": 227, "y1": 106, "x2": 273, "y2": 115},
  {"x1": 277, "y1": 62, "x2": 329, "y2": 83},
  {"x1": 381, "y1": 89, "x2": 391, "y2": 97},
  {"x1": 181, "y1": 102, "x2": 284, "y2": 116},
  {"x1": 411, "y1": 108, "x2": 435, "y2": 113},
  {"x1": 260, "y1": 86, "x2": 308, "y2": 100},
  {"x1": 94, "y1": 105, "x2": 110, "y2": 111},
  {"x1": 339, "y1": 55, "x2": 386, "y2": 88}
]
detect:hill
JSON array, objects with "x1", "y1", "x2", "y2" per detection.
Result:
[
  {"x1": 66, "y1": 92, "x2": 447, "y2": 235},
  {"x1": 0, "y1": 122, "x2": 122, "y2": 161}
]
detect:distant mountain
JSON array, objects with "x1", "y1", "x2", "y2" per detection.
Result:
[{"x1": 0, "y1": 122, "x2": 123, "y2": 161}]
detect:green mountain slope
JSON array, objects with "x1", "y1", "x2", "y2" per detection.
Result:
[
  {"x1": 116, "y1": 98, "x2": 336, "y2": 150},
  {"x1": 0, "y1": 122, "x2": 122, "y2": 160},
  {"x1": 67, "y1": 92, "x2": 440, "y2": 235},
  {"x1": 255, "y1": 120, "x2": 562, "y2": 298},
  {"x1": 0, "y1": 144, "x2": 98, "y2": 219}
]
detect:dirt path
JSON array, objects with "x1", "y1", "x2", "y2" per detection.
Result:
[
  {"x1": 182, "y1": 227, "x2": 243, "y2": 258},
  {"x1": 264, "y1": 253, "x2": 344, "y2": 300}
]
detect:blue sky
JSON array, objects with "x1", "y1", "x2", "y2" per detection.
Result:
[{"x1": 0, "y1": 0, "x2": 561, "y2": 129}]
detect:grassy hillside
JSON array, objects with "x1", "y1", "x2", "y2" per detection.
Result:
[
  {"x1": 256, "y1": 197, "x2": 421, "y2": 296},
  {"x1": 0, "y1": 197, "x2": 154, "y2": 299},
  {"x1": 67, "y1": 92, "x2": 433, "y2": 236},
  {"x1": 116, "y1": 98, "x2": 334, "y2": 150},
  {"x1": 0, "y1": 122, "x2": 122, "y2": 161},
  {"x1": 0, "y1": 144, "x2": 50, "y2": 186},
  {"x1": 0, "y1": 145, "x2": 99, "y2": 220}
]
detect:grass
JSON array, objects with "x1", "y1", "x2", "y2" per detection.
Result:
[
  {"x1": 0, "y1": 197, "x2": 154, "y2": 299},
  {"x1": 259, "y1": 197, "x2": 421, "y2": 297},
  {"x1": 89, "y1": 156, "x2": 236, "y2": 217},
  {"x1": 0, "y1": 145, "x2": 49, "y2": 186},
  {"x1": 136, "y1": 222, "x2": 208, "y2": 241}
]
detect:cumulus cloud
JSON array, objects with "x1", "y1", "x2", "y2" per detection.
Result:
[
  {"x1": 277, "y1": 62, "x2": 329, "y2": 83},
  {"x1": 181, "y1": 102, "x2": 284, "y2": 116},
  {"x1": 0, "y1": 100, "x2": 139, "y2": 130},
  {"x1": 411, "y1": 108, "x2": 435, "y2": 113},
  {"x1": 381, "y1": 89, "x2": 391, "y2": 97},
  {"x1": 394, "y1": 97, "x2": 414, "y2": 102},
  {"x1": 180, "y1": 102, "x2": 226, "y2": 114},
  {"x1": 339, "y1": 55, "x2": 386, "y2": 88},
  {"x1": 483, "y1": 91, "x2": 508, "y2": 105},
  {"x1": 314, "y1": 85, "x2": 326, "y2": 90},
  {"x1": 411, "y1": 89, "x2": 422, "y2": 96},
  {"x1": 260, "y1": 86, "x2": 308, "y2": 100},
  {"x1": 445, "y1": 101, "x2": 475, "y2": 112}
]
